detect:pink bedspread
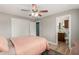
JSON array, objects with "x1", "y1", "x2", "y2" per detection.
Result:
[
  {"x1": 11, "y1": 36, "x2": 49, "y2": 55},
  {"x1": 71, "y1": 39, "x2": 79, "y2": 55}
]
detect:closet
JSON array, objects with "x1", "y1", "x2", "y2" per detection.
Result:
[{"x1": 11, "y1": 18, "x2": 36, "y2": 37}]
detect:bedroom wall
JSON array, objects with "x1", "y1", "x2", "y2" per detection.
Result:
[
  {"x1": 40, "y1": 15, "x2": 56, "y2": 43},
  {"x1": 40, "y1": 9, "x2": 79, "y2": 44},
  {"x1": 0, "y1": 12, "x2": 33, "y2": 38},
  {"x1": 0, "y1": 13, "x2": 11, "y2": 38}
]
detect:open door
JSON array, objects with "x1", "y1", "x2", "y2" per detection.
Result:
[{"x1": 56, "y1": 15, "x2": 71, "y2": 49}]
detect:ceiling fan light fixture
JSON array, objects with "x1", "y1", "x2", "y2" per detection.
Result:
[
  {"x1": 35, "y1": 13, "x2": 38, "y2": 17},
  {"x1": 29, "y1": 4, "x2": 48, "y2": 17},
  {"x1": 32, "y1": 13, "x2": 35, "y2": 16},
  {"x1": 31, "y1": 12, "x2": 38, "y2": 17}
]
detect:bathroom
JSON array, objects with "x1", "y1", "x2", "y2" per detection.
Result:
[{"x1": 56, "y1": 15, "x2": 71, "y2": 49}]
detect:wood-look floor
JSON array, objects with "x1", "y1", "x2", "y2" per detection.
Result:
[{"x1": 48, "y1": 41, "x2": 70, "y2": 55}]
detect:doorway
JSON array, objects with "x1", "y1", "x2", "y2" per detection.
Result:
[
  {"x1": 56, "y1": 15, "x2": 71, "y2": 49},
  {"x1": 36, "y1": 22, "x2": 40, "y2": 36}
]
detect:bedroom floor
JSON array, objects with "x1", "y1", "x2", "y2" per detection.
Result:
[{"x1": 47, "y1": 41, "x2": 70, "y2": 55}]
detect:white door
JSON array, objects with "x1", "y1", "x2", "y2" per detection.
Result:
[
  {"x1": 11, "y1": 18, "x2": 30, "y2": 37},
  {"x1": 29, "y1": 21, "x2": 36, "y2": 36}
]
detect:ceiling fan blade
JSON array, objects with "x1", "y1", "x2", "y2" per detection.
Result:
[
  {"x1": 29, "y1": 14, "x2": 32, "y2": 16},
  {"x1": 21, "y1": 9, "x2": 30, "y2": 11},
  {"x1": 40, "y1": 10, "x2": 48, "y2": 12},
  {"x1": 38, "y1": 13, "x2": 42, "y2": 16}
]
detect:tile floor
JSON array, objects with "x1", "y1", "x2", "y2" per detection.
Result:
[{"x1": 48, "y1": 41, "x2": 70, "y2": 55}]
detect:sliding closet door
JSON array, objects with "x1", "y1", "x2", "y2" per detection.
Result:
[{"x1": 11, "y1": 18, "x2": 30, "y2": 37}]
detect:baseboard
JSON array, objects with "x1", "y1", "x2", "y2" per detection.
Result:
[{"x1": 48, "y1": 41, "x2": 57, "y2": 45}]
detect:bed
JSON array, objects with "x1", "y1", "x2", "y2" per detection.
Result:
[
  {"x1": 71, "y1": 39, "x2": 79, "y2": 55},
  {"x1": 0, "y1": 36, "x2": 49, "y2": 55}
]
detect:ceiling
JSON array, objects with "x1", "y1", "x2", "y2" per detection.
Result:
[{"x1": 0, "y1": 4, "x2": 79, "y2": 20}]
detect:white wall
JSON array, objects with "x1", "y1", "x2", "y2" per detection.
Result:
[
  {"x1": 0, "y1": 13, "x2": 11, "y2": 38},
  {"x1": 40, "y1": 9, "x2": 79, "y2": 45},
  {"x1": 40, "y1": 15, "x2": 56, "y2": 43}
]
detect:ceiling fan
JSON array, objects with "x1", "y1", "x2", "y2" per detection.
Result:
[{"x1": 21, "y1": 4, "x2": 48, "y2": 17}]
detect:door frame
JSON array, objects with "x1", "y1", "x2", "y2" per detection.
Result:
[{"x1": 56, "y1": 15, "x2": 71, "y2": 49}]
